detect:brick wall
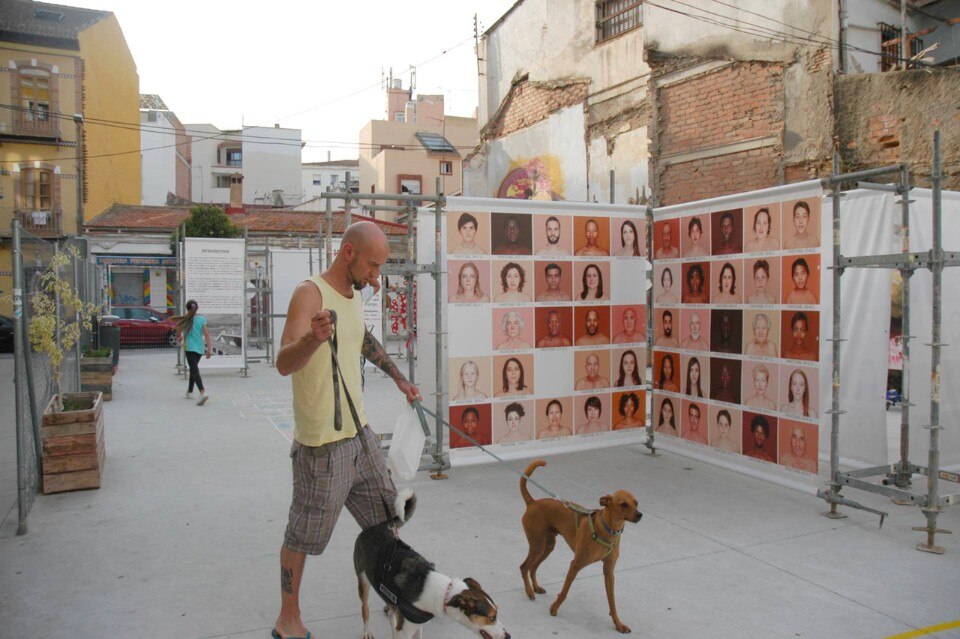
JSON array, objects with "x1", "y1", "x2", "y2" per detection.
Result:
[
  {"x1": 659, "y1": 62, "x2": 784, "y2": 157},
  {"x1": 481, "y1": 77, "x2": 589, "y2": 143},
  {"x1": 659, "y1": 146, "x2": 781, "y2": 206}
]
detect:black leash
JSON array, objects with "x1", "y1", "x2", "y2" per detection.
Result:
[{"x1": 327, "y1": 310, "x2": 363, "y2": 436}]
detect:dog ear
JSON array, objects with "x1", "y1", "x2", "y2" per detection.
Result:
[
  {"x1": 464, "y1": 578, "x2": 497, "y2": 606},
  {"x1": 599, "y1": 494, "x2": 611, "y2": 507}
]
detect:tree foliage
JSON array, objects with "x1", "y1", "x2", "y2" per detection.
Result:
[{"x1": 170, "y1": 205, "x2": 240, "y2": 250}]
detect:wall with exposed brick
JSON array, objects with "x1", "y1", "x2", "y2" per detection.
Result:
[
  {"x1": 481, "y1": 78, "x2": 589, "y2": 144},
  {"x1": 659, "y1": 146, "x2": 781, "y2": 206},
  {"x1": 659, "y1": 62, "x2": 784, "y2": 157}
]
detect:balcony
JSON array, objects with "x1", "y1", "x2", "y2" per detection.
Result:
[
  {"x1": 16, "y1": 207, "x2": 62, "y2": 237},
  {"x1": 12, "y1": 109, "x2": 61, "y2": 139}
]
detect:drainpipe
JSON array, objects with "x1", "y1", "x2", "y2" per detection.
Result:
[
  {"x1": 74, "y1": 114, "x2": 84, "y2": 234},
  {"x1": 838, "y1": 0, "x2": 847, "y2": 74}
]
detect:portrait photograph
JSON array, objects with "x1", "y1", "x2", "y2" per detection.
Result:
[
  {"x1": 680, "y1": 399, "x2": 709, "y2": 445},
  {"x1": 612, "y1": 347, "x2": 644, "y2": 389},
  {"x1": 611, "y1": 217, "x2": 645, "y2": 257},
  {"x1": 779, "y1": 365, "x2": 820, "y2": 420},
  {"x1": 711, "y1": 259, "x2": 743, "y2": 305},
  {"x1": 680, "y1": 308, "x2": 710, "y2": 352},
  {"x1": 743, "y1": 203, "x2": 781, "y2": 253},
  {"x1": 448, "y1": 403, "x2": 492, "y2": 449},
  {"x1": 491, "y1": 307, "x2": 536, "y2": 352},
  {"x1": 573, "y1": 261, "x2": 612, "y2": 303},
  {"x1": 653, "y1": 218, "x2": 681, "y2": 260},
  {"x1": 742, "y1": 309, "x2": 781, "y2": 359},
  {"x1": 532, "y1": 213, "x2": 573, "y2": 257},
  {"x1": 534, "y1": 306, "x2": 574, "y2": 349},
  {"x1": 612, "y1": 390, "x2": 646, "y2": 430},
  {"x1": 744, "y1": 257, "x2": 781, "y2": 305},
  {"x1": 573, "y1": 215, "x2": 611, "y2": 257},
  {"x1": 612, "y1": 304, "x2": 646, "y2": 344},
  {"x1": 741, "y1": 360, "x2": 779, "y2": 412},
  {"x1": 447, "y1": 211, "x2": 491, "y2": 256},
  {"x1": 781, "y1": 254, "x2": 821, "y2": 306},
  {"x1": 533, "y1": 260, "x2": 573, "y2": 303},
  {"x1": 449, "y1": 356, "x2": 492, "y2": 404},
  {"x1": 780, "y1": 310, "x2": 820, "y2": 362},
  {"x1": 491, "y1": 259, "x2": 535, "y2": 303},
  {"x1": 710, "y1": 309, "x2": 743, "y2": 355},
  {"x1": 681, "y1": 261, "x2": 711, "y2": 304},
  {"x1": 708, "y1": 404, "x2": 742, "y2": 454},
  {"x1": 653, "y1": 307, "x2": 680, "y2": 349},
  {"x1": 742, "y1": 411, "x2": 779, "y2": 463},
  {"x1": 711, "y1": 208, "x2": 743, "y2": 256},
  {"x1": 778, "y1": 419, "x2": 819, "y2": 473},
  {"x1": 573, "y1": 305, "x2": 612, "y2": 346},
  {"x1": 781, "y1": 197, "x2": 821, "y2": 251},
  {"x1": 680, "y1": 353, "x2": 709, "y2": 399},
  {"x1": 491, "y1": 212, "x2": 533, "y2": 256},
  {"x1": 574, "y1": 393, "x2": 611, "y2": 435},
  {"x1": 654, "y1": 351, "x2": 681, "y2": 393},
  {"x1": 574, "y1": 349, "x2": 612, "y2": 391},
  {"x1": 709, "y1": 356, "x2": 742, "y2": 405},
  {"x1": 491, "y1": 399, "x2": 536, "y2": 445},
  {"x1": 492, "y1": 353, "x2": 535, "y2": 398},
  {"x1": 447, "y1": 259, "x2": 492, "y2": 304},
  {"x1": 536, "y1": 396, "x2": 574, "y2": 440},
  {"x1": 681, "y1": 214, "x2": 711, "y2": 258},
  {"x1": 653, "y1": 394, "x2": 679, "y2": 437},
  {"x1": 654, "y1": 263, "x2": 681, "y2": 306}
]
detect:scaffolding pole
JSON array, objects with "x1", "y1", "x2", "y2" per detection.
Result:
[
  {"x1": 431, "y1": 177, "x2": 448, "y2": 479},
  {"x1": 644, "y1": 205, "x2": 657, "y2": 456}
]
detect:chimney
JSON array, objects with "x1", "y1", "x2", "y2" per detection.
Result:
[
  {"x1": 228, "y1": 173, "x2": 243, "y2": 212},
  {"x1": 327, "y1": 150, "x2": 331, "y2": 162}
]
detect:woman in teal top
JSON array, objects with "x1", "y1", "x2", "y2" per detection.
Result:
[{"x1": 174, "y1": 299, "x2": 212, "y2": 405}]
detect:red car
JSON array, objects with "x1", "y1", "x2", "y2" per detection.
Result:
[{"x1": 109, "y1": 306, "x2": 179, "y2": 348}]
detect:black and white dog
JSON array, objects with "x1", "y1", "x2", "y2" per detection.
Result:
[{"x1": 354, "y1": 489, "x2": 510, "y2": 639}]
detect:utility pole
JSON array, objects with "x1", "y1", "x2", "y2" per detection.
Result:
[
  {"x1": 901, "y1": 0, "x2": 908, "y2": 70},
  {"x1": 74, "y1": 114, "x2": 84, "y2": 234}
]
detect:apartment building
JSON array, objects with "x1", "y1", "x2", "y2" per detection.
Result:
[{"x1": 140, "y1": 94, "x2": 191, "y2": 206}]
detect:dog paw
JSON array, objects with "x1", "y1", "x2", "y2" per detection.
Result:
[
  {"x1": 615, "y1": 623, "x2": 632, "y2": 634},
  {"x1": 549, "y1": 605, "x2": 559, "y2": 617},
  {"x1": 534, "y1": 586, "x2": 546, "y2": 594},
  {"x1": 525, "y1": 591, "x2": 536, "y2": 600}
]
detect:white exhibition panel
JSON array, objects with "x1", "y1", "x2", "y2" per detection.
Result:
[
  {"x1": 419, "y1": 197, "x2": 650, "y2": 466},
  {"x1": 184, "y1": 237, "x2": 246, "y2": 370},
  {"x1": 906, "y1": 188, "x2": 960, "y2": 469},
  {"x1": 269, "y1": 249, "x2": 315, "y2": 354}
]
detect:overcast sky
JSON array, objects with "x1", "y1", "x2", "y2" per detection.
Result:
[{"x1": 68, "y1": 0, "x2": 518, "y2": 162}]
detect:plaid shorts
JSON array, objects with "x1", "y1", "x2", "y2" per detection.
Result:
[{"x1": 284, "y1": 426, "x2": 398, "y2": 555}]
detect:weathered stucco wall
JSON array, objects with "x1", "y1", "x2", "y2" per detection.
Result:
[{"x1": 837, "y1": 69, "x2": 960, "y2": 189}]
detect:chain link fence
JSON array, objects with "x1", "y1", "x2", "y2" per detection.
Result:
[{"x1": 9, "y1": 224, "x2": 88, "y2": 535}]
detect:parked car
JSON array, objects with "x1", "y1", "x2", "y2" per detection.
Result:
[
  {"x1": 110, "y1": 306, "x2": 179, "y2": 348},
  {"x1": 0, "y1": 314, "x2": 13, "y2": 352}
]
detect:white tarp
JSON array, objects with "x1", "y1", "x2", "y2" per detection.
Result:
[{"x1": 906, "y1": 188, "x2": 960, "y2": 470}]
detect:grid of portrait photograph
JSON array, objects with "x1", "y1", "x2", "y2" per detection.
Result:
[
  {"x1": 445, "y1": 210, "x2": 647, "y2": 450},
  {"x1": 651, "y1": 196, "x2": 823, "y2": 474}
]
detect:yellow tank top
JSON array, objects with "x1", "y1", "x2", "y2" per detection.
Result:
[{"x1": 292, "y1": 275, "x2": 368, "y2": 446}]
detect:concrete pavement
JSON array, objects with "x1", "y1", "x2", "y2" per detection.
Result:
[{"x1": 0, "y1": 351, "x2": 958, "y2": 639}]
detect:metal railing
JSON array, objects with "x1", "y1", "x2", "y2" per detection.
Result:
[{"x1": 15, "y1": 207, "x2": 62, "y2": 238}]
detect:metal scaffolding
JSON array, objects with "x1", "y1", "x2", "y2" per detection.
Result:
[{"x1": 816, "y1": 131, "x2": 959, "y2": 554}]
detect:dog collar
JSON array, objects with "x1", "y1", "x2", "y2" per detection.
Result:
[
  {"x1": 600, "y1": 512, "x2": 624, "y2": 537},
  {"x1": 442, "y1": 580, "x2": 456, "y2": 614}
]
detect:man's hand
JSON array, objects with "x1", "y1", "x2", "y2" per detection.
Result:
[
  {"x1": 309, "y1": 309, "x2": 335, "y2": 343},
  {"x1": 395, "y1": 379, "x2": 421, "y2": 404}
]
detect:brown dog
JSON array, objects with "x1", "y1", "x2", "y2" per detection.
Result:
[{"x1": 519, "y1": 459, "x2": 641, "y2": 634}]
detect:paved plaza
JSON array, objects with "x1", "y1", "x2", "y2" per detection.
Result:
[{"x1": 1, "y1": 350, "x2": 958, "y2": 639}]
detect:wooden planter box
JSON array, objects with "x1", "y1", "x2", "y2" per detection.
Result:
[
  {"x1": 41, "y1": 392, "x2": 105, "y2": 494},
  {"x1": 81, "y1": 353, "x2": 113, "y2": 400}
]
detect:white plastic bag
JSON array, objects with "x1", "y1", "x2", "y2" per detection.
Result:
[{"x1": 387, "y1": 404, "x2": 426, "y2": 481}]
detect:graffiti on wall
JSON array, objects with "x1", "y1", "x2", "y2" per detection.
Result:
[{"x1": 497, "y1": 156, "x2": 565, "y2": 201}]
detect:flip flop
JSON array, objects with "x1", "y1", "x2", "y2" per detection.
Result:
[{"x1": 271, "y1": 631, "x2": 312, "y2": 639}]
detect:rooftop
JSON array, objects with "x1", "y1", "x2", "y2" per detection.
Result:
[
  {"x1": 0, "y1": 0, "x2": 109, "y2": 50},
  {"x1": 303, "y1": 159, "x2": 360, "y2": 168}
]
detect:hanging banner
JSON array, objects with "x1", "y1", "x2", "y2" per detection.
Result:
[
  {"x1": 651, "y1": 181, "x2": 826, "y2": 475},
  {"x1": 419, "y1": 198, "x2": 649, "y2": 465},
  {"x1": 184, "y1": 237, "x2": 246, "y2": 369}
]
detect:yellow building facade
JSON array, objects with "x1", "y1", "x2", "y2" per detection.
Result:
[{"x1": 0, "y1": 2, "x2": 139, "y2": 314}]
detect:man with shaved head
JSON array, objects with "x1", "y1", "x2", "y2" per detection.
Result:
[
  {"x1": 273, "y1": 221, "x2": 420, "y2": 639},
  {"x1": 575, "y1": 353, "x2": 610, "y2": 390}
]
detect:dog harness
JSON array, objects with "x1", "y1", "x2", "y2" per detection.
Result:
[
  {"x1": 373, "y1": 537, "x2": 436, "y2": 625},
  {"x1": 565, "y1": 501, "x2": 623, "y2": 560}
]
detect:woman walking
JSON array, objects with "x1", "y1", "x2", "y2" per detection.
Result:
[{"x1": 175, "y1": 299, "x2": 212, "y2": 405}]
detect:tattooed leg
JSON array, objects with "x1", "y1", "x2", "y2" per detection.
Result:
[{"x1": 275, "y1": 547, "x2": 308, "y2": 638}]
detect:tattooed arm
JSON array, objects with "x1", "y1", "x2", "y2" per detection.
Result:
[{"x1": 361, "y1": 328, "x2": 421, "y2": 402}]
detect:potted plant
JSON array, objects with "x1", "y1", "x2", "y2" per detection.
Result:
[
  {"x1": 27, "y1": 246, "x2": 105, "y2": 494},
  {"x1": 81, "y1": 347, "x2": 114, "y2": 400}
]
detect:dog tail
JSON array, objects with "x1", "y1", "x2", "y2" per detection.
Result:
[
  {"x1": 520, "y1": 459, "x2": 547, "y2": 505},
  {"x1": 394, "y1": 488, "x2": 417, "y2": 526}
]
